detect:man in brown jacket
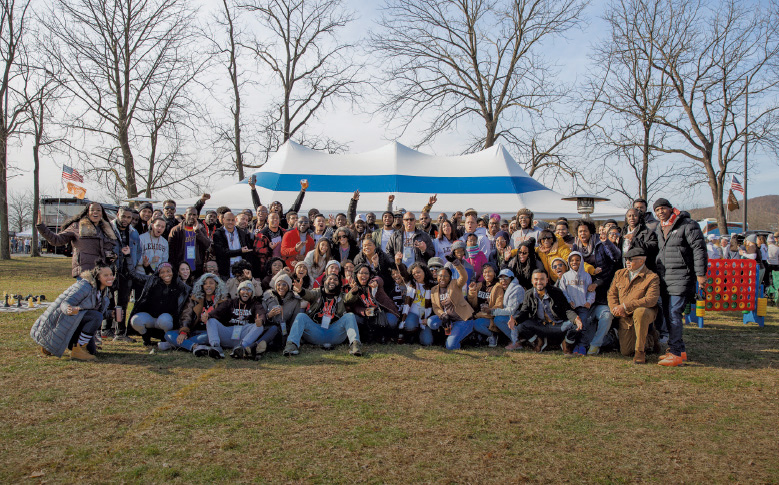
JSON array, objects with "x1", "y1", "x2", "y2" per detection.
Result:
[{"x1": 607, "y1": 246, "x2": 660, "y2": 364}]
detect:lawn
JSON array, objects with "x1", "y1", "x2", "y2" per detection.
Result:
[{"x1": 1, "y1": 256, "x2": 778, "y2": 483}]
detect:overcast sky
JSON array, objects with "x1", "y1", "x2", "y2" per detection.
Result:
[{"x1": 8, "y1": 0, "x2": 777, "y2": 213}]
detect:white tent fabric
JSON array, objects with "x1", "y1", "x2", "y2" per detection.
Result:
[{"x1": 179, "y1": 141, "x2": 625, "y2": 219}]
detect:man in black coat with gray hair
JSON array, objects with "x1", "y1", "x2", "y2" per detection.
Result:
[{"x1": 653, "y1": 198, "x2": 707, "y2": 367}]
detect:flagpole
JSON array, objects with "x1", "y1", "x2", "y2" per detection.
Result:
[{"x1": 743, "y1": 80, "x2": 748, "y2": 234}]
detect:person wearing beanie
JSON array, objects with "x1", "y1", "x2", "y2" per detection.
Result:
[
  {"x1": 135, "y1": 201, "x2": 154, "y2": 235},
  {"x1": 225, "y1": 259, "x2": 264, "y2": 299},
  {"x1": 607, "y1": 246, "x2": 661, "y2": 364},
  {"x1": 313, "y1": 259, "x2": 342, "y2": 289},
  {"x1": 204, "y1": 279, "x2": 270, "y2": 359},
  {"x1": 653, "y1": 198, "x2": 707, "y2": 367},
  {"x1": 510, "y1": 208, "x2": 540, "y2": 248},
  {"x1": 262, "y1": 273, "x2": 302, "y2": 346},
  {"x1": 284, "y1": 273, "x2": 363, "y2": 356},
  {"x1": 445, "y1": 239, "x2": 475, "y2": 293}
]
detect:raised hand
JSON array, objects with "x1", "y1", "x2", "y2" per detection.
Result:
[
  {"x1": 429, "y1": 194, "x2": 437, "y2": 206},
  {"x1": 388, "y1": 194, "x2": 395, "y2": 203},
  {"x1": 142, "y1": 255, "x2": 150, "y2": 267},
  {"x1": 201, "y1": 193, "x2": 211, "y2": 200},
  {"x1": 353, "y1": 190, "x2": 360, "y2": 200},
  {"x1": 292, "y1": 279, "x2": 304, "y2": 293}
]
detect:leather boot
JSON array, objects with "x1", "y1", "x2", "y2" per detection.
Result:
[
  {"x1": 633, "y1": 350, "x2": 646, "y2": 364},
  {"x1": 71, "y1": 343, "x2": 96, "y2": 361}
]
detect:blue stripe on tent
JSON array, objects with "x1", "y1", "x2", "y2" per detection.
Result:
[{"x1": 243, "y1": 173, "x2": 547, "y2": 194}]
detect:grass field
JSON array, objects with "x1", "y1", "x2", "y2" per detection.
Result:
[{"x1": 1, "y1": 256, "x2": 778, "y2": 483}]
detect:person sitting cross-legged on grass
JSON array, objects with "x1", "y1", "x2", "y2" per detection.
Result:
[
  {"x1": 606, "y1": 246, "x2": 661, "y2": 364},
  {"x1": 431, "y1": 263, "x2": 482, "y2": 350},
  {"x1": 166, "y1": 273, "x2": 228, "y2": 353},
  {"x1": 261, "y1": 273, "x2": 302, "y2": 348},
  {"x1": 203, "y1": 281, "x2": 272, "y2": 359},
  {"x1": 31, "y1": 262, "x2": 115, "y2": 361},
  {"x1": 126, "y1": 262, "x2": 190, "y2": 348},
  {"x1": 512, "y1": 269, "x2": 584, "y2": 356},
  {"x1": 283, "y1": 273, "x2": 363, "y2": 356}
]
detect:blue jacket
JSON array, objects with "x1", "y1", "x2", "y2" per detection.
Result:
[{"x1": 111, "y1": 220, "x2": 141, "y2": 270}]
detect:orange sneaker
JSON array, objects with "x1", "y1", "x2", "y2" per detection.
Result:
[
  {"x1": 658, "y1": 354, "x2": 684, "y2": 366},
  {"x1": 661, "y1": 350, "x2": 687, "y2": 361}
]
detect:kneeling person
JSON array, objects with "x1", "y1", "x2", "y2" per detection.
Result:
[
  {"x1": 284, "y1": 274, "x2": 362, "y2": 356},
  {"x1": 206, "y1": 281, "x2": 273, "y2": 359},
  {"x1": 607, "y1": 246, "x2": 660, "y2": 364}
]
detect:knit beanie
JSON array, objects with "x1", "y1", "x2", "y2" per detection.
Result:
[
  {"x1": 275, "y1": 273, "x2": 293, "y2": 290},
  {"x1": 653, "y1": 198, "x2": 672, "y2": 210},
  {"x1": 238, "y1": 280, "x2": 254, "y2": 295}
]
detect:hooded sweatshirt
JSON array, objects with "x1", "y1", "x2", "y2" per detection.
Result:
[
  {"x1": 557, "y1": 251, "x2": 595, "y2": 309},
  {"x1": 491, "y1": 278, "x2": 525, "y2": 317}
]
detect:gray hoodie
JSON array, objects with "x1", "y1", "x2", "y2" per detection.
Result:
[
  {"x1": 557, "y1": 251, "x2": 595, "y2": 309},
  {"x1": 491, "y1": 278, "x2": 525, "y2": 317}
]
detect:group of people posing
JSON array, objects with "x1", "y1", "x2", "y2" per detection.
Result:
[{"x1": 31, "y1": 180, "x2": 728, "y2": 366}]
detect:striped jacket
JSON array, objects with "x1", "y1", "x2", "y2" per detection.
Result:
[{"x1": 400, "y1": 282, "x2": 433, "y2": 324}]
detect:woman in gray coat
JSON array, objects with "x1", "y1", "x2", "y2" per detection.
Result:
[{"x1": 30, "y1": 263, "x2": 116, "y2": 361}]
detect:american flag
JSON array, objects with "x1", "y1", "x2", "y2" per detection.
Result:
[
  {"x1": 62, "y1": 165, "x2": 84, "y2": 183},
  {"x1": 731, "y1": 175, "x2": 744, "y2": 195}
]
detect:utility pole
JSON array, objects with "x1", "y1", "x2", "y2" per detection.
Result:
[{"x1": 743, "y1": 80, "x2": 748, "y2": 234}]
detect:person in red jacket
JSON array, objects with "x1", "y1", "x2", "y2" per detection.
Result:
[{"x1": 280, "y1": 216, "x2": 315, "y2": 270}]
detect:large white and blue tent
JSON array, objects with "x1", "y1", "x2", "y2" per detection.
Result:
[{"x1": 179, "y1": 141, "x2": 625, "y2": 219}]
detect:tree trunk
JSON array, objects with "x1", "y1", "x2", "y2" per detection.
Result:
[
  {"x1": 483, "y1": 118, "x2": 497, "y2": 149},
  {"x1": 118, "y1": 121, "x2": 138, "y2": 197},
  {"x1": 31, "y1": 137, "x2": 40, "y2": 257},
  {"x1": 640, "y1": 125, "x2": 650, "y2": 200},
  {"x1": 0, "y1": 128, "x2": 10, "y2": 260}
]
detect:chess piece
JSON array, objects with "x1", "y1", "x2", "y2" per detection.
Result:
[
  {"x1": 28, "y1": 297, "x2": 34, "y2": 308},
  {"x1": 2, "y1": 294, "x2": 8, "y2": 308}
]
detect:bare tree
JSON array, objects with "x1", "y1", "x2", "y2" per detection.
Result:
[
  {"x1": 588, "y1": 0, "x2": 677, "y2": 202},
  {"x1": 370, "y1": 0, "x2": 586, "y2": 155},
  {"x1": 8, "y1": 188, "x2": 32, "y2": 232},
  {"x1": 239, "y1": 0, "x2": 363, "y2": 148},
  {"x1": 41, "y1": 0, "x2": 205, "y2": 198},
  {"x1": 19, "y1": 49, "x2": 65, "y2": 257},
  {"x1": 642, "y1": 0, "x2": 779, "y2": 233},
  {"x1": 0, "y1": 0, "x2": 30, "y2": 259}
]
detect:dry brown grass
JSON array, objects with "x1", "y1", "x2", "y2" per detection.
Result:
[{"x1": 1, "y1": 256, "x2": 778, "y2": 483}]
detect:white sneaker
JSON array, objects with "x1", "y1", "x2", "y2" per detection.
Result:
[
  {"x1": 157, "y1": 341, "x2": 172, "y2": 351},
  {"x1": 488, "y1": 335, "x2": 498, "y2": 348}
]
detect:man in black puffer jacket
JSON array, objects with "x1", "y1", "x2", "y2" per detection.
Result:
[{"x1": 653, "y1": 198, "x2": 707, "y2": 367}]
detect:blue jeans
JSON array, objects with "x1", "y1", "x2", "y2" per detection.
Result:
[
  {"x1": 165, "y1": 330, "x2": 208, "y2": 351},
  {"x1": 287, "y1": 312, "x2": 360, "y2": 347},
  {"x1": 661, "y1": 293, "x2": 687, "y2": 356},
  {"x1": 490, "y1": 315, "x2": 517, "y2": 343},
  {"x1": 206, "y1": 318, "x2": 265, "y2": 349},
  {"x1": 583, "y1": 304, "x2": 612, "y2": 348},
  {"x1": 402, "y1": 312, "x2": 442, "y2": 346},
  {"x1": 444, "y1": 320, "x2": 473, "y2": 350}
]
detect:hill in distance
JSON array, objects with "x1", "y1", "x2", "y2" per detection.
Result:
[{"x1": 685, "y1": 194, "x2": 779, "y2": 232}]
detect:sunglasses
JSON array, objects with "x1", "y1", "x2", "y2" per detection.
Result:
[
  {"x1": 403, "y1": 218, "x2": 415, "y2": 221},
  {"x1": 164, "y1": 206, "x2": 175, "y2": 211},
  {"x1": 518, "y1": 250, "x2": 529, "y2": 255},
  {"x1": 541, "y1": 236, "x2": 553, "y2": 240}
]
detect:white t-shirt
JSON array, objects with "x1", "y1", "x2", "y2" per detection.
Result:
[{"x1": 381, "y1": 229, "x2": 394, "y2": 252}]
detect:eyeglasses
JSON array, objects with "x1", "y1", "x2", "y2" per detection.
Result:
[
  {"x1": 518, "y1": 250, "x2": 529, "y2": 255},
  {"x1": 164, "y1": 206, "x2": 175, "y2": 211},
  {"x1": 552, "y1": 264, "x2": 566, "y2": 269}
]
